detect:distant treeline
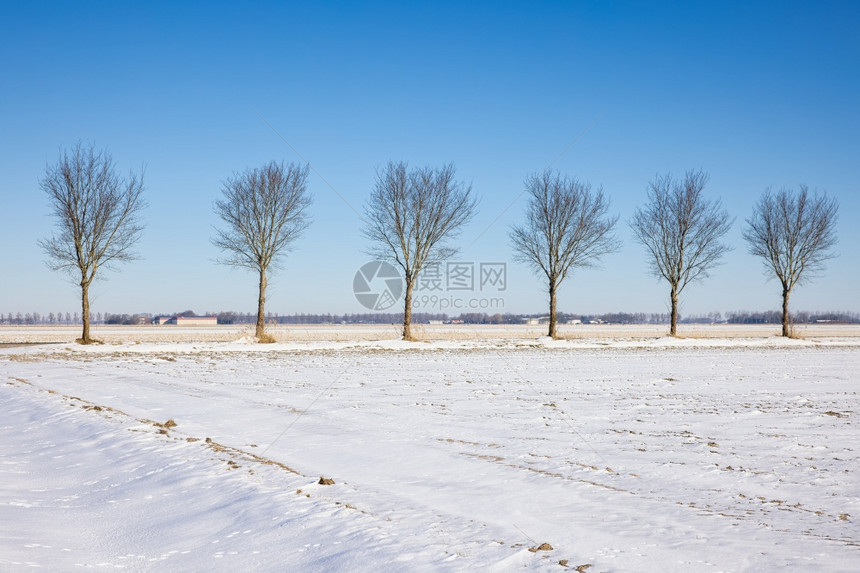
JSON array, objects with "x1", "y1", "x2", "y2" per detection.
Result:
[
  {"x1": 722, "y1": 310, "x2": 860, "y2": 325},
  {"x1": 4, "y1": 310, "x2": 859, "y2": 326}
]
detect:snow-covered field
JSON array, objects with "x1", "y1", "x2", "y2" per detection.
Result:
[
  {"x1": 3, "y1": 323, "x2": 860, "y2": 344},
  {"x1": 1, "y1": 328, "x2": 858, "y2": 571}
]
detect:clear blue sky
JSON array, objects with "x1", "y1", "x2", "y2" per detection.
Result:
[{"x1": 1, "y1": 0, "x2": 858, "y2": 318}]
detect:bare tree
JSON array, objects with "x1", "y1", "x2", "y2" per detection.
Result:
[
  {"x1": 39, "y1": 143, "x2": 146, "y2": 344},
  {"x1": 743, "y1": 186, "x2": 838, "y2": 337},
  {"x1": 213, "y1": 161, "x2": 312, "y2": 340},
  {"x1": 630, "y1": 170, "x2": 732, "y2": 336},
  {"x1": 364, "y1": 161, "x2": 476, "y2": 340},
  {"x1": 510, "y1": 170, "x2": 620, "y2": 338}
]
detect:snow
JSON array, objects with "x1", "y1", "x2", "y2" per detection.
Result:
[{"x1": 2, "y1": 330, "x2": 859, "y2": 571}]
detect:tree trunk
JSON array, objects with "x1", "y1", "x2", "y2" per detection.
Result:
[
  {"x1": 402, "y1": 278, "x2": 413, "y2": 340},
  {"x1": 782, "y1": 286, "x2": 791, "y2": 337},
  {"x1": 256, "y1": 267, "x2": 267, "y2": 338},
  {"x1": 80, "y1": 280, "x2": 91, "y2": 344},
  {"x1": 669, "y1": 286, "x2": 679, "y2": 337},
  {"x1": 548, "y1": 282, "x2": 558, "y2": 339}
]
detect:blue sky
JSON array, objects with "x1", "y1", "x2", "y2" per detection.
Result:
[{"x1": 1, "y1": 1, "x2": 858, "y2": 318}]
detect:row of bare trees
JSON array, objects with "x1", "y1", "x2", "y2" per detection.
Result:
[
  {"x1": 37, "y1": 143, "x2": 312, "y2": 343},
  {"x1": 514, "y1": 169, "x2": 838, "y2": 338},
  {"x1": 39, "y1": 143, "x2": 838, "y2": 343}
]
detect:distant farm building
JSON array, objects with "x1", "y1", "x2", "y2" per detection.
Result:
[{"x1": 154, "y1": 315, "x2": 218, "y2": 326}]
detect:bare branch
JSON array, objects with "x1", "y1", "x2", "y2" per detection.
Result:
[
  {"x1": 212, "y1": 161, "x2": 313, "y2": 338},
  {"x1": 510, "y1": 170, "x2": 620, "y2": 338},
  {"x1": 39, "y1": 142, "x2": 147, "y2": 343},
  {"x1": 363, "y1": 161, "x2": 477, "y2": 339},
  {"x1": 743, "y1": 186, "x2": 838, "y2": 336},
  {"x1": 629, "y1": 170, "x2": 732, "y2": 336}
]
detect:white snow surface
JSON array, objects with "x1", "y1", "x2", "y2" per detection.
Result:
[{"x1": 1, "y1": 336, "x2": 858, "y2": 571}]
